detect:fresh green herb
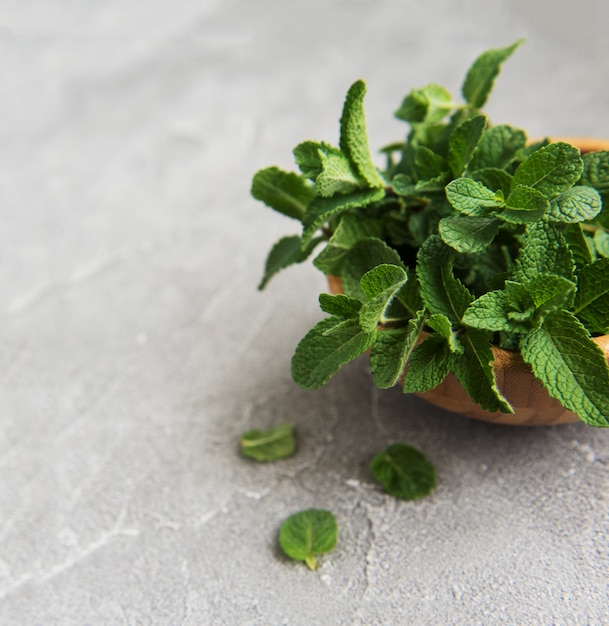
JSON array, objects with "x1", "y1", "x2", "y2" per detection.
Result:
[
  {"x1": 371, "y1": 444, "x2": 436, "y2": 500},
  {"x1": 279, "y1": 509, "x2": 338, "y2": 570},
  {"x1": 239, "y1": 424, "x2": 296, "y2": 462},
  {"x1": 252, "y1": 40, "x2": 609, "y2": 427}
]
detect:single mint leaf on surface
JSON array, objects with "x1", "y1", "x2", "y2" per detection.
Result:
[
  {"x1": 512, "y1": 142, "x2": 583, "y2": 198},
  {"x1": 301, "y1": 187, "x2": 385, "y2": 245},
  {"x1": 371, "y1": 444, "x2": 436, "y2": 501},
  {"x1": 438, "y1": 215, "x2": 500, "y2": 253},
  {"x1": 359, "y1": 264, "x2": 408, "y2": 331},
  {"x1": 447, "y1": 115, "x2": 487, "y2": 177},
  {"x1": 445, "y1": 177, "x2": 505, "y2": 216},
  {"x1": 574, "y1": 258, "x2": 609, "y2": 334},
  {"x1": 462, "y1": 291, "x2": 514, "y2": 333},
  {"x1": 341, "y1": 238, "x2": 405, "y2": 301},
  {"x1": 291, "y1": 317, "x2": 375, "y2": 389},
  {"x1": 417, "y1": 235, "x2": 473, "y2": 325},
  {"x1": 339, "y1": 80, "x2": 385, "y2": 188},
  {"x1": 279, "y1": 509, "x2": 338, "y2": 570},
  {"x1": 520, "y1": 310, "x2": 609, "y2": 427},
  {"x1": 252, "y1": 166, "x2": 314, "y2": 221},
  {"x1": 319, "y1": 293, "x2": 362, "y2": 319},
  {"x1": 547, "y1": 186, "x2": 602, "y2": 223},
  {"x1": 240, "y1": 424, "x2": 296, "y2": 462},
  {"x1": 402, "y1": 334, "x2": 451, "y2": 393},
  {"x1": 469, "y1": 124, "x2": 527, "y2": 171},
  {"x1": 462, "y1": 39, "x2": 523, "y2": 108},
  {"x1": 594, "y1": 229, "x2": 609, "y2": 258},
  {"x1": 369, "y1": 309, "x2": 427, "y2": 388},
  {"x1": 427, "y1": 313, "x2": 463, "y2": 354},
  {"x1": 395, "y1": 83, "x2": 455, "y2": 124},
  {"x1": 316, "y1": 149, "x2": 366, "y2": 197},
  {"x1": 513, "y1": 221, "x2": 575, "y2": 283},
  {"x1": 523, "y1": 274, "x2": 576, "y2": 315},
  {"x1": 498, "y1": 185, "x2": 550, "y2": 223},
  {"x1": 259, "y1": 235, "x2": 320, "y2": 290},
  {"x1": 451, "y1": 328, "x2": 513, "y2": 413}
]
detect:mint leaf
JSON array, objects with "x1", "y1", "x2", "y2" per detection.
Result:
[
  {"x1": 402, "y1": 334, "x2": 451, "y2": 393},
  {"x1": 427, "y1": 313, "x2": 463, "y2": 353},
  {"x1": 414, "y1": 145, "x2": 449, "y2": 181},
  {"x1": 513, "y1": 221, "x2": 575, "y2": 283},
  {"x1": 319, "y1": 293, "x2": 362, "y2": 318},
  {"x1": 523, "y1": 274, "x2": 576, "y2": 314},
  {"x1": 445, "y1": 177, "x2": 504, "y2": 216},
  {"x1": 279, "y1": 509, "x2": 338, "y2": 570},
  {"x1": 547, "y1": 186, "x2": 602, "y2": 223},
  {"x1": 469, "y1": 167, "x2": 514, "y2": 196},
  {"x1": 252, "y1": 166, "x2": 314, "y2": 221},
  {"x1": 594, "y1": 229, "x2": 609, "y2": 258},
  {"x1": 520, "y1": 311, "x2": 609, "y2": 427},
  {"x1": 371, "y1": 444, "x2": 436, "y2": 500},
  {"x1": 340, "y1": 80, "x2": 384, "y2": 188},
  {"x1": 369, "y1": 310, "x2": 427, "y2": 388},
  {"x1": 259, "y1": 235, "x2": 321, "y2": 289},
  {"x1": 417, "y1": 236, "x2": 473, "y2": 324},
  {"x1": 452, "y1": 329, "x2": 513, "y2": 413},
  {"x1": 462, "y1": 39, "x2": 523, "y2": 108},
  {"x1": 469, "y1": 124, "x2": 527, "y2": 171},
  {"x1": 581, "y1": 150, "x2": 609, "y2": 195},
  {"x1": 359, "y1": 264, "x2": 409, "y2": 331},
  {"x1": 574, "y1": 258, "x2": 609, "y2": 334},
  {"x1": 438, "y1": 216, "x2": 500, "y2": 253},
  {"x1": 512, "y1": 142, "x2": 583, "y2": 197},
  {"x1": 316, "y1": 148, "x2": 366, "y2": 197},
  {"x1": 293, "y1": 141, "x2": 340, "y2": 180},
  {"x1": 447, "y1": 115, "x2": 487, "y2": 177},
  {"x1": 291, "y1": 317, "x2": 375, "y2": 389},
  {"x1": 395, "y1": 83, "x2": 455, "y2": 123},
  {"x1": 240, "y1": 424, "x2": 296, "y2": 462},
  {"x1": 302, "y1": 187, "x2": 385, "y2": 245},
  {"x1": 564, "y1": 224, "x2": 594, "y2": 269},
  {"x1": 497, "y1": 185, "x2": 550, "y2": 223},
  {"x1": 462, "y1": 290, "x2": 514, "y2": 332}
]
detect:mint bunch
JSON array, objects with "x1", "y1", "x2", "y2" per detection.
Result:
[{"x1": 252, "y1": 41, "x2": 609, "y2": 427}]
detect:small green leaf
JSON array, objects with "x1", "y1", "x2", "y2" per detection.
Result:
[
  {"x1": 462, "y1": 291, "x2": 514, "y2": 332},
  {"x1": 316, "y1": 148, "x2": 366, "y2": 197},
  {"x1": 580, "y1": 150, "x2": 609, "y2": 195},
  {"x1": 462, "y1": 39, "x2": 523, "y2": 108},
  {"x1": 395, "y1": 83, "x2": 455, "y2": 123},
  {"x1": 512, "y1": 142, "x2": 583, "y2": 198},
  {"x1": 240, "y1": 424, "x2": 296, "y2": 462},
  {"x1": 293, "y1": 141, "x2": 338, "y2": 180},
  {"x1": 359, "y1": 264, "x2": 409, "y2": 331},
  {"x1": 523, "y1": 274, "x2": 576, "y2": 314},
  {"x1": 402, "y1": 334, "x2": 452, "y2": 393},
  {"x1": 564, "y1": 224, "x2": 594, "y2": 269},
  {"x1": 259, "y1": 235, "x2": 320, "y2": 290},
  {"x1": 447, "y1": 115, "x2": 487, "y2": 177},
  {"x1": 371, "y1": 444, "x2": 436, "y2": 500},
  {"x1": 574, "y1": 258, "x2": 609, "y2": 334},
  {"x1": 369, "y1": 310, "x2": 427, "y2": 388},
  {"x1": 427, "y1": 313, "x2": 463, "y2": 354},
  {"x1": 340, "y1": 80, "x2": 385, "y2": 188},
  {"x1": 319, "y1": 293, "x2": 362, "y2": 319},
  {"x1": 497, "y1": 185, "x2": 550, "y2": 223},
  {"x1": 520, "y1": 311, "x2": 609, "y2": 427},
  {"x1": 439, "y1": 216, "x2": 500, "y2": 253},
  {"x1": 414, "y1": 145, "x2": 449, "y2": 181},
  {"x1": 594, "y1": 229, "x2": 609, "y2": 258},
  {"x1": 291, "y1": 317, "x2": 375, "y2": 389},
  {"x1": 469, "y1": 167, "x2": 514, "y2": 196},
  {"x1": 469, "y1": 124, "x2": 527, "y2": 171},
  {"x1": 279, "y1": 509, "x2": 338, "y2": 570},
  {"x1": 445, "y1": 177, "x2": 505, "y2": 216},
  {"x1": 252, "y1": 166, "x2": 314, "y2": 220},
  {"x1": 547, "y1": 186, "x2": 602, "y2": 223}
]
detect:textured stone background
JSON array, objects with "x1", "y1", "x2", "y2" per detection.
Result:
[{"x1": 1, "y1": 1, "x2": 609, "y2": 624}]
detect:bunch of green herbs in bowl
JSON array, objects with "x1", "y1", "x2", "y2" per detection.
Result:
[{"x1": 251, "y1": 40, "x2": 609, "y2": 427}]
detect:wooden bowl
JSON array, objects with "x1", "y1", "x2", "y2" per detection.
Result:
[{"x1": 325, "y1": 138, "x2": 609, "y2": 425}]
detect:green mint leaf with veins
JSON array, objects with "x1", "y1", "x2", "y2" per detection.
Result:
[
  {"x1": 452, "y1": 328, "x2": 513, "y2": 413},
  {"x1": 417, "y1": 235, "x2": 473, "y2": 325},
  {"x1": 594, "y1": 229, "x2": 609, "y2": 258},
  {"x1": 438, "y1": 216, "x2": 500, "y2": 253},
  {"x1": 447, "y1": 115, "x2": 487, "y2": 177},
  {"x1": 251, "y1": 166, "x2": 314, "y2": 221},
  {"x1": 574, "y1": 258, "x2": 609, "y2": 334},
  {"x1": 469, "y1": 167, "x2": 514, "y2": 196},
  {"x1": 469, "y1": 125, "x2": 527, "y2": 171},
  {"x1": 403, "y1": 334, "x2": 452, "y2": 393},
  {"x1": 301, "y1": 187, "x2": 385, "y2": 246},
  {"x1": 445, "y1": 177, "x2": 505, "y2": 216},
  {"x1": 318, "y1": 293, "x2": 362, "y2": 319},
  {"x1": 341, "y1": 237, "x2": 405, "y2": 301},
  {"x1": 512, "y1": 142, "x2": 583, "y2": 197},
  {"x1": 462, "y1": 39, "x2": 524, "y2": 108},
  {"x1": 316, "y1": 148, "x2": 367, "y2": 197},
  {"x1": 293, "y1": 140, "x2": 340, "y2": 180},
  {"x1": 340, "y1": 80, "x2": 385, "y2": 188},
  {"x1": 427, "y1": 313, "x2": 464, "y2": 354},
  {"x1": 259, "y1": 235, "x2": 322, "y2": 290},
  {"x1": 313, "y1": 213, "x2": 384, "y2": 275},
  {"x1": 463, "y1": 290, "x2": 515, "y2": 332},
  {"x1": 520, "y1": 310, "x2": 609, "y2": 427},
  {"x1": 359, "y1": 264, "x2": 409, "y2": 332},
  {"x1": 414, "y1": 145, "x2": 449, "y2": 181},
  {"x1": 513, "y1": 221, "x2": 575, "y2": 283},
  {"x1": 240, "y1": 424, "x2": 296, "y2": 462},
  {"x1": 564, "y1": 224, "x2": 595, "y2": 269},
  {"x1": 581, "y1": 150, "x2": 609, "y2": 195},
  {"x1": 291, "y1": 317, "x2": 375, "y2": 389},
  {"x1": 497, "y1": 185, "x2": 550, "y2": 224},
  {"x1": 395, "y1": 83, "x2": 456, "y2": 124},
  {"x1": 523, "y1": 274, "x2": 576, "y2": 315},
  {"x1": 369, "y1": 309, "x2": 427, "y2": 388},
  {"x1": 279, "y1": 509, "x2": 338, "y2": 570},
  {"x1": 547, "y1": 186, "x2": 602, "y2": 223},
  {"x1": 371, "y1": 444, "x2": 436, "y2": 500}
]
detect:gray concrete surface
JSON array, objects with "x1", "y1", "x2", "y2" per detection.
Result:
[{"x1": 1, "y1": 1, "x2": 609, "y2": 624}]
